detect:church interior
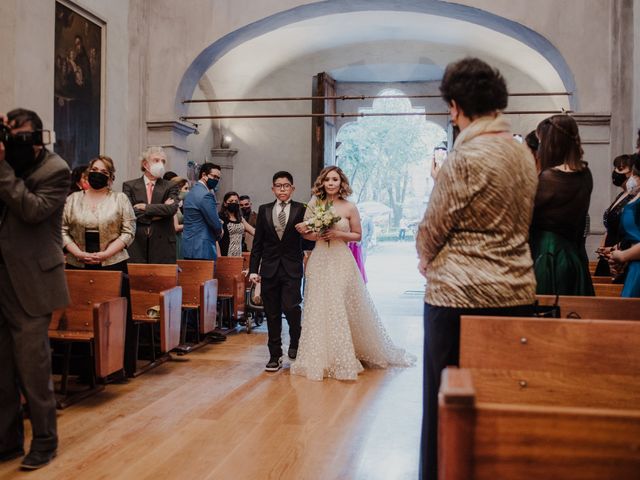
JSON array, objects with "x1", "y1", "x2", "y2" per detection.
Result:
[{"x1": 1, "y1": 0, "x2": 640, "y2": 478}]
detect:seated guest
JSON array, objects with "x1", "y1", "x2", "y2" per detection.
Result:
[
  {"x1": 123, "y1": 146, "x2": 179, "y2": 264},
  {"x1": 595, "y1": 154, "x2": 635, "y2": 276},
  {"x1": 171, "y1": 176, "x2": 190, "y2": 260},
  {"x1": 219, "y1": 191, "x2": 255, "y2": 256},
  {"x1": 530, "y1": 114, "x2": 594, "y2": 295},
  {"x1": 239, "y1": 194, "x2": 258, "y2": 250},
  {"x1": 62, "y1": 155, "x2": 136, "y2": 271},
  {"x1": 68, "y1": 165, "x2": 89, "y2": 195},
  {"x1": 609, "y1": 154, "x2": 640, "y2": 297}
]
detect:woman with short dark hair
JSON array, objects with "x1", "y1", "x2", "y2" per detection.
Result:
[
  {"x1": 416, "y1": 57, "x2": 538, "y2": 480},
  {"x1": 595, "y1": 154, "x2": 636, "y2": 276}
]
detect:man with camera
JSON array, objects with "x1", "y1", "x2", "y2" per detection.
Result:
[{"x1": 0, "y1": 109, "x2": 70, "y2": 470}]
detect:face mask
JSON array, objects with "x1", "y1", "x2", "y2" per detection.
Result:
[
  {"x1": 227, "y1": 202, "x2": 240, "y2": 214},
  {"x1": 612, "y1": 170, "x2": 627, "y2": 187},
  {"x1": 206, "y1": 178, "x2": 219, "y2": 191},
  {"x1": 87, "y1": 171, "x2": 109, "y2": 190},
  {"x1": 626, "y1": 176, "x2": 639, "y2": 193},
  {"x1": 148, "y1": 162, "x2": 165, "y2": 179},
  {"x1": 5, "y1": 142, "x2": 38, "y2": 176},
  {"x1": 178, "y1": 190, "x2": 188, "y2": 200}
]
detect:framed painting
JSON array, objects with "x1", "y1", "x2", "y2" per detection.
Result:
[{"x1": 54, "y1": 1, "x2": 104, "y2": 168}]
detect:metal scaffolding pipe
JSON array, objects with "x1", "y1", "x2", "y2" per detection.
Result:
[
  {"x1": 183, "y1": 92, "x2": 572, "y2": 104},
  {"x1": 181, "y1": 110, "x2": 571, "y2": 120}
]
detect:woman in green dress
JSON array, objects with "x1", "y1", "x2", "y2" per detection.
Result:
[{"x1": 530, "y1": 115, "x2": 595, "y2": 296}]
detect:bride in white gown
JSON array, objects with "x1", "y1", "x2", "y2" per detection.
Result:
[{"x1": 291, "y1": 166, "x2": 415, "y2": 381}]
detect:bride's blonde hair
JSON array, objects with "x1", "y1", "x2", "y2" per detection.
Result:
[{"x1": 311, "y1": 166, "x2": 353, "y2": 200}]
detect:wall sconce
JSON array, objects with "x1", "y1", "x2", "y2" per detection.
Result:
[{"x1": 220, "y1": 135, "x2": 233, "y2": 149}]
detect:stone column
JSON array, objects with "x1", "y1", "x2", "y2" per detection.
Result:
[{"x1": 211, "y1": 148, "x2": 238, "y2": 197}]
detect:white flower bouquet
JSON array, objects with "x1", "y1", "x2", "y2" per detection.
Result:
[{"x1": 305, "y1": 201, "x2": 341, "y2": 244}]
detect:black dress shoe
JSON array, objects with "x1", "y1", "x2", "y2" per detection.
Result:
[
  {"x1": 20, "y1": 450, "x2": 57, "y2": 470},
  {"x1": 0, "y1": 447, "x2": 24, "y2": 462},
  {"x1": 265, "y1": 356, "x2": 283, "y2": 372},
  {"x1": 207, "y1": 332, "x2": 227, "y2": 342},
  {"x1": 288, "y1": 348, "x2": 297, "y2": 360}
]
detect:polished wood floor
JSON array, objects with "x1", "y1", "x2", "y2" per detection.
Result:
[{"x1": 0, "y1": 243, "x2": 423, "y2": 480}]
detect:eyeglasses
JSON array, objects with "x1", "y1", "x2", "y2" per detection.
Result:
[{"x1": 273, "y1": 183, "x2": 292, "y2": 190}]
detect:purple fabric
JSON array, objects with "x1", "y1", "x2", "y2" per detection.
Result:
[{"x1": 348, "y1": 242, "x2": 367, "y2": 283}]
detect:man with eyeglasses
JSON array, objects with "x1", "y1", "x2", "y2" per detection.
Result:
[{"x1": 249, "y1": 171, "x2": 306, "y2": 372}]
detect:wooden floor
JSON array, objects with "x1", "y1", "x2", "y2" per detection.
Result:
[{"x1": 0, "y1": 244, "x2": 423, "y2": 480}]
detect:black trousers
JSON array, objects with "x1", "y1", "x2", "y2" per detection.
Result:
[
  {"x1": 260, "y1": 265, "x2": 302, "y2": 358},
  {"x1": 420, "y1": 302, "x2": 533, "y2": 480},
  {"x1": 0, "y1": 265, "x2": 58, "y2": 454}
]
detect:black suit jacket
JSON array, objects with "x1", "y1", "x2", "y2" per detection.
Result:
[
  {"x1": 249, "y1": 200, "x2": 306, "y2": 279},
  {"x1": 123, "y1": 176, "x2": 179, "y2": 263}
]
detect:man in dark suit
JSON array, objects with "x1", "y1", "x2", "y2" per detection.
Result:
[
  {"x1": 249, "y1": 171, "x2": 306, "y2": 372},
  {"x1": 123, "y1": 146, "x2": 179, "y2": 264},
  {"x1": 0, "y1": 109, "x2": 70, "y2": 470}
]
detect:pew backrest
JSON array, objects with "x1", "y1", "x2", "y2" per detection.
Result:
[
  {"x1": 594, "y1": 283, "x2": 623, "y2": 297},
  {"x1": 128, "y1": 263, "x2": 179, "y2": 319},
  {"x1": 459, "y1": 315, "x2": 640, "y2": 409},
  {"x1": 536, "y1": 295, "x2": 640, "y2": 321}
]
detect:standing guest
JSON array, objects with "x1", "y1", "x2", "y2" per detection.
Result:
[
  {"x1": 181, "y1": 163, "x2": 223, "y2": 261},
  {"x1": 123, "y1": 146, "x2": 179, "y2": 264},
  {"x1": 249, "y1": 171, "x2": 306, "y2": 371},
  {"x1": 68, "y1": 164, "x2": 89, "y2": 195},
  {"x1": 0, "y1": 109, "x2": 70, "y2": 470},
  {"x1": 531, "y1": 115, "x2": 594, "y2": 295},
  {"x1": 595, "y1": 154, "x2": 635, "y2": 276},
  {"x1": 415, "y1": 58, "x2": 538, "y2": 480},
  {"x1": 239, "y1": 194, "x2": 258, "y2": 250},
  {"x1": 62, "y1": 155, "x2": 136, "y2": 271},
  {"x1": 609, "y1": 154, "x2": 640, "y2": 296},
  {"x1": 171, "y1": 176, "x2": 189, "y2": 260},
  {"x1": 219, "y1": 191, "x2": 255, "y2": 256}
]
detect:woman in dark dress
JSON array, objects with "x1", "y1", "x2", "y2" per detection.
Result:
[
  {"x1": 530, "y1": 115, "x2": 594, "y2": 296},
  {"x1": 594, "y1": 154, "x2": 635, "y2": 276},
  {"x1": 218, "y1": 191, "x2": 255, "y2": 256}
]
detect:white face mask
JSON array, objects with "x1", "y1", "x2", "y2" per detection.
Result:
[
  {"x1": 627, "y1": 175, "x2": 639, "y2": 193},
  {"x1": 148, "y1": 162, "x2": 165, "y2": 179}
]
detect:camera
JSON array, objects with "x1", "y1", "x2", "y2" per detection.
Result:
[{"x1": 0, "y1": 120, "x2": 54, "y2": 146}]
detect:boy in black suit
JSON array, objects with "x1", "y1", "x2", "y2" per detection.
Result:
[{"x1": 249, "y1": 171, "x2": 306, "y2": 371}]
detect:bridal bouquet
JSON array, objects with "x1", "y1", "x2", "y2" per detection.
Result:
[{"x1": 306, "y1": 202, "x2": 341, "y2": 244}]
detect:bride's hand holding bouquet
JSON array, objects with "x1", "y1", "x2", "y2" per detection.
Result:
[{"x1": 304, "y1": 202, "x2": 341, "y2": 245}]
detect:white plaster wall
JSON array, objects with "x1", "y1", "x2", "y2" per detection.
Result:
[
  {"x1": 635, "y1": 0, "x2": 640, "y2": 144},
  {"x1": 0, "y1": 0, "x2": 136, "y2": 189}
]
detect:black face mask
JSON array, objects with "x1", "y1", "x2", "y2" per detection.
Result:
[
  {"x1": 227, "y1": 202, "x2": 240, "y2": 214},
  {"x1": 612, "y1": 170, "x2": 627, "y2": 187},
  {"x1": 4, "y1": 142, "x2": 39, "y2": 177},
  {"x1": 88, "y1": 171, "x2": 109, "y2": 190}
]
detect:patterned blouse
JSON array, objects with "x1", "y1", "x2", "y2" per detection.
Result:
[
  {"x1": 62, "y1": 190, "x2": 136, "y2": 267},
  {"x1": 416, "y1": 114, "x2": 538, "y2": 308}
]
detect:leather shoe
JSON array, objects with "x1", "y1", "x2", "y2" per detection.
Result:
[
  {"x1": 288, "y1": 348, "x2": 297, "y2": 360},
  {"x1": 20, "y1": 450, "x2": 57, "y2": 470},
  {"x1": 207, "y1": 331, "x2": 227, "y2": 343},
  {"x1": 0, "y1": 447, "x2": 24, "y2": 462}
]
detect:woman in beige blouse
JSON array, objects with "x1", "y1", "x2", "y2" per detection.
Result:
[{"x1": 62, "y1": 156, "x2": 136, "y2": 271}]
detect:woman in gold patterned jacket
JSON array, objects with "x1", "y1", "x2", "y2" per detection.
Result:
[
  {"x1": 415, "y1": 57, "x2": 538, "y2": 480},
  {"x1": 62, "y1": 155, "x2": 136, "y2": 272}
]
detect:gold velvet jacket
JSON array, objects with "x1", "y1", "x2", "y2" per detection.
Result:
[
  {"x1": 416, "y1": 114, "x2": 538, "y2": 308},
  {"x1": 62, "y1": 190, "x2": 136, "y2": 267}
]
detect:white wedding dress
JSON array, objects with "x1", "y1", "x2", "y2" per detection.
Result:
[{"x1": 291, "y1": 218, "x2": 415, "y2": 381}]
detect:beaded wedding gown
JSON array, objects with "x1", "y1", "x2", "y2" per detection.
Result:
[{"x1": 291, "y1": 218, "x2": 415, "y2": 381}]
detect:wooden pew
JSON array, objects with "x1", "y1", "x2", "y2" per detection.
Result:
[
  {"x1": 437, "y1": 315, "x2": 640, "y2": 479},
  {"x1": 215, "y1": 256, "x2": 246, "y2": 326},
  {"x1": 439, "y1": 367, "x2": 640, "y2": 480},
  {"x1": 127, "y1": 264, "x2": 182, "y2": 375},
  {"x1": 594, "y1": 282, "x2": 623, "y2": 297},
  {"x1": 536, "y1": 295, "x2": 640, "y2": 320},
  {"x1": 177, "y1": 259, "x2": 218, "y2": 343},
  {"x1": 50, "y1": 270, "x2": 126, "y2": 408},
  {"x1": 591, "y1": 275, "x2": 614, "y2": 284},
  {"x1": 588, "y1": 260, "x2": 598, "y2": 276}
]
